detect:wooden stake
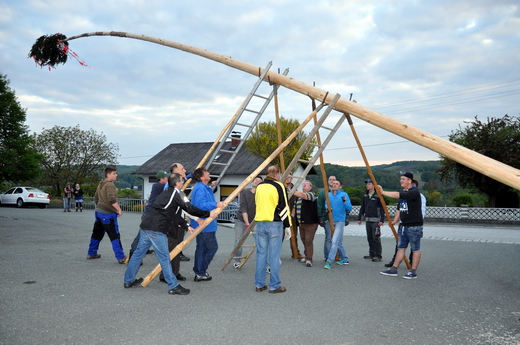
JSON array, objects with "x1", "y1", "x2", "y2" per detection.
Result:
[
  {"x1": 142, "y1": 105, "x2": 322, "y2": 286},
  {"x1": 344, "y1": 113, "x2": 411, "y2": 269}
]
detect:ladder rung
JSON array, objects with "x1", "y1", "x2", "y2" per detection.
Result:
[
  {"x1": 244, "y1": 108, "x2": 261, "y2": 114},
  {"x1": 220, "y1": 149, "x2": 237, "y2": 154},
  {"x1": 211, "y1": 162, "x2": 229, "y2": 166},
  {"x1": 320, "y1": 125, "x2": 334, "y2": 131},
  {"x1": 235, "y1": 123, "x2": 253, "y2": 128},
  {"x1": 252, "y1": 93, "x2": 269, "y2": 100},
  {"x1": 298, "y1": 159, "x2": 310, "y2": 164}
]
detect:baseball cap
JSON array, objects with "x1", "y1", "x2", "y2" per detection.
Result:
[
  {"x1": 156, "y1": 171, "x2": 169, "y2": 179},
  {"x1": 401, "y1": 172, "x2": 414, "y2": 180},
  {"x1": 365, "y1": 179, "x2": 373, "y2": 183}
]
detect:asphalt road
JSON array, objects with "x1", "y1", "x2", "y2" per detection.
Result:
[{"x1": 0, "y1": 207, "x2": 519, "y2": 345}]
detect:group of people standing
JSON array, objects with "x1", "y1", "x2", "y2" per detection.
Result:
[
  {"x1": 84, "y1": 164, "x2": 424, "y2": 296},
  {"x1": 63, "y1": 183, "x2": 83, "y2": 212},
  {"x1": 236, "y1": 169, "x2": 424, "y2": 293}
]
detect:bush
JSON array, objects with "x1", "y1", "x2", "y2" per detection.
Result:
[
  {"x1": 350, "y1": 196, "x2": 362, "y2": 206},
  {"x1": 452, "y1": 194, "x2": 474, "y2": 207},
  {"x1": 118, "y1": 189, "x2": 140, "y2": 199}
]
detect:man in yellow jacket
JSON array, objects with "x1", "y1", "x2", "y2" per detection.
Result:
[{"x1": 254, "y1": 165, "x2": 292, "y2": 294}]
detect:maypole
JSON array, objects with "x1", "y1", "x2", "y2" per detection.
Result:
[{"x1": 29, "y1": 31, "x2": 520, "y2": 190}]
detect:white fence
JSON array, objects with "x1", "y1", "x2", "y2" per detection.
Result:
[{"x1": 351, "y1": 205, "x2": 520, "y2": 224}]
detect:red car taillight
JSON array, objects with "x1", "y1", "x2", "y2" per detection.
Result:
[
  {"x1": 28, "y1": 193, "x2": 34, "y2": 197},
  {"x1": 47, "y1": 195, "x2": 50, "y2": 199}
]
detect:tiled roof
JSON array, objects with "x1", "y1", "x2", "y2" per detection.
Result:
[{"x1": 133, "y1": 142, "x2": 267, "y2": 176}]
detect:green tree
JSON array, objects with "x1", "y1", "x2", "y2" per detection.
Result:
[
  {"x1": 438, "y1": 115, "x2": 520, "y2": 207},
  {"x1": 452, "y1": 194, "x2": 474, "y2": 207},
  {"x1": 31, "y1": 125, "x2": 119, "y2": 196},
  {"x1": 245, "y1": 116, "x2": 316, "y2": 169},
  {"x1": 0, "y1": 74, "x2": 43, "y2": 183}
]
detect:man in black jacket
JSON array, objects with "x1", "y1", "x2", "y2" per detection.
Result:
[
  {"x1": 379, "y1": 172, "x2": 424, "y2": 279},
  {"x1": 357, "y1": 179, "x2": 384, "y2": 262},
  {"x1": 124, "y1": 173, "x2": 218, "y2": 295}
]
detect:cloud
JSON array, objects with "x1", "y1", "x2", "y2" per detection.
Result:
[{"x1": 2, "y1": 0, "x2": 519, "y2": 167}]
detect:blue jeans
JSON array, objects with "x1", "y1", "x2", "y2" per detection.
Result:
[
  {"x1": 327, "y1": 221, "x2": 348, "y2": 262},
  {"x1": 63, "y1": 198, "x2": 72, "y2": 210},
  {"x1": 255, "y1": 221, "x2": 283, "y2": 290},
  {"x1": 193, "y1": 232, "x2": 218, "y2": 276},
  {"x1": 124, "y1": 229, "x2": 179, "y2": 290},
  {"x1": 323, "y1": 221, "x2": 332, "y2": 260},
  {"x1": 398, "y1": 226, "x2": 423, "y2": 251},
  {"x1": 233, "y1": 219, "x2": 247, "y2": 264}
]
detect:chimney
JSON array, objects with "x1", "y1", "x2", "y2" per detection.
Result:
[{"x1": 231, "y1": 131, "x2": 241, "y2": 150}]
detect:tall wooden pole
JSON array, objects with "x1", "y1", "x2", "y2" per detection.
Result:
[{"x1": 62, "y1": 32, "x2": 520, "y2": 190}]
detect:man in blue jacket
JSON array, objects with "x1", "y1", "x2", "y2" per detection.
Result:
[
  {"x1": 324, "y1": 180, "x2": 353, "y2": 269},
  {"x1": 190, "y1": 167, "x2": 225, "y2": 282}
]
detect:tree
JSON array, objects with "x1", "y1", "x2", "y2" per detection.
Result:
[
  {"x1": 245, "y1": 116, "x2": 316, "y2": 169},
  {"x1": 0, "y1": 74, "x2": 43, "y2": 183},
  {"x1": 438, "y1": 115, "x2": 520, "y2": 207},
  {"x1": 31, "y1": 125, "x2": 119, "y2": 196}
]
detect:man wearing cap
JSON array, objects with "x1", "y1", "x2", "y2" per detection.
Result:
[
  {"x1": 128, "y1": 170, "x2": 170, "y2": 259},
  {"x1": 379, "y1": 172, "x2": 424, "y2": 279},
  {"x1": 357, "y1": 179, "x2": 384, "y2": 262}
]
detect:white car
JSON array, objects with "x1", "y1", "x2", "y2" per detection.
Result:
[{"x1": 0, "y1": 187, "x2": 50, "y2": 208}]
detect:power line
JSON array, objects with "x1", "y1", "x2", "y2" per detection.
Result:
[{"x1": 373, "y1": 78, "x2": 520, "y2": 109}]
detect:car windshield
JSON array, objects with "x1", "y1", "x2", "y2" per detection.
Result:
[{"x1": 25, "y1": 187, "x2": 45, "y2": 193}]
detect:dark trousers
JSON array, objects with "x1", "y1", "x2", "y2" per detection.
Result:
[
  {"x1": 159, "y1": 226, "x2": 185, "y2": 280},
  {"x1": 365, "y1": 221, "x2": 382, "y2": 258},
  {"x1": 87, "y1": 212, "x2": 125, "y2": 260}
]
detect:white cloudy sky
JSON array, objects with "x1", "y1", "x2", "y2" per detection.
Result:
[{"x1": 1, "y1": 0, "x2": 519, "y2": 168}]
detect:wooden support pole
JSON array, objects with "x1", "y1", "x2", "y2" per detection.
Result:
[
  {"x1": 142, "y1": 103, "x2": 323, "y2": 286},
  {"x1": 344, "y1": 113, "x2": 411, "y2": 269}
]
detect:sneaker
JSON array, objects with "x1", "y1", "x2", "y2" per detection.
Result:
[
  {"x1": 168, "y1": 284, "x2": 190, "y2": 295},
  {"x1": 118, "y1": 257, "x2": 127, "y2": 264},
  {"x1": 380, "y1": 269, "x2": 398, "y2": 277},
  {"x1": 266, "y1": 267, "x2": 271, "y2": 274},
  {"x1": 363, "y1": 255, "x2": 373, "y2": 259},
  {"x1": 124, "y1": 277, "x2": 143, "y2": 288},
  {"x1": 305, "y1": 261, "x2": 312, "y2": 267},
  {"x1": 372, "y1": 257, "x2": 382, "y2": 262},
  {"x1": 87, "y1": 254, "x2": 101, "y2": 260},
  {"x1": 298, "y1": 258, "x2": 306, "y2": 263},
  {"x1": 324, "y1": 261, "x2": 331, "y2": 269},
  {"x1": 194, "y1": 273, "x2": 212, "y2": 282},
  {"x1": 233, "y1": 262, "x2": 240, "y2": 269},
  {"x1": 403, "y1": 272, "x2": 418, "y2": 279},
  {"x1": 336, "y1": 259, "x2": 349, "y2": 265}
]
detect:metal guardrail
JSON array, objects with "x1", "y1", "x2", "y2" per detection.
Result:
[
  {"x1": 50, "y1": 198, "x2": 520, "y2": 224},
  {"x1": 351, "y1": 205, "x2": 520, "y2": 224}
]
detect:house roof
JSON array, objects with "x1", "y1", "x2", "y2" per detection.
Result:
[{"x1": 133, "y1": 142, "x2": 267, "y2": 176}]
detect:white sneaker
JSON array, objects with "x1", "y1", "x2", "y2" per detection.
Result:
[
  {"x1": 305, "y1": 261, "x2": 312, "y2": 267},
  {"x1": 233, "y1": 262, "x2": 240, "y2": 269}
]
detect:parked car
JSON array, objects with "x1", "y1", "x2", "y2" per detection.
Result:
[
  {"x1": 0, "y1": 187, "x2": 50, "y2": 208},
  {"x1": 217, "y1": 202, "x2": 239, "y2": 223}
]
